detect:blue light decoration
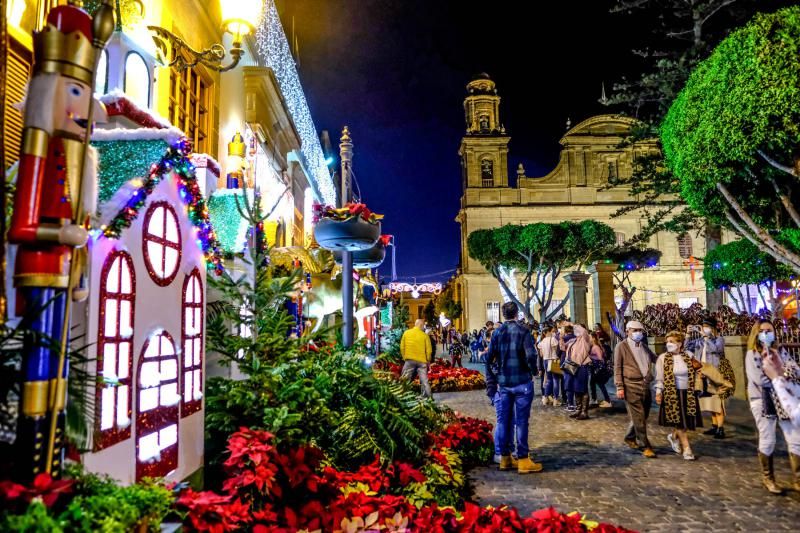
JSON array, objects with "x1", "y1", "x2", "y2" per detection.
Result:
[{"x1": 255, "y1": 1, "x2": 337, "y2": 205}]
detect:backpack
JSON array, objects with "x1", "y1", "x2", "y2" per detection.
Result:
[{"x1": 718, "y1": 356, "x2": 736, "y2": 400}]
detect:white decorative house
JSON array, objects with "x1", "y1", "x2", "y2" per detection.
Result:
[{"x1": 74, "y1": 124, "x2": 219, "y2": 484}]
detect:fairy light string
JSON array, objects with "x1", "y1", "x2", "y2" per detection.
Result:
[{"x1": 99, "y1": 138, "x2": 224, "y2": 274}]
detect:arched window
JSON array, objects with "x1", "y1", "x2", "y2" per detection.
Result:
[
  {"x1": 677, "y1": 234, "x2": 694, "y2": 259},
  {"x1": 124, "y1": 51, "x2": 150, "y2": 109},
  {"x1": 481, "y1": 158, "x2": 494, "y2": 187},
  {"x1": 95, "y1": 250, "x2": 135, "y2": 450},
  {"x1": 143, "y1": 201, "x2": 182, "y2": 286},
  {"x1": 95, "y1": 49, "x2": 108, "y2": 95},
  {"x1": 136, "y1": 329, "x2": 179, "y2": 480},
  {"x1": 181, "y1": 269, "x2": 203, "y2": 417}
]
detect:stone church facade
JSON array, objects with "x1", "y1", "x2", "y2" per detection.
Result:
[{"x1": 454, "y1": 74, "x2": 707, "y2": 332}]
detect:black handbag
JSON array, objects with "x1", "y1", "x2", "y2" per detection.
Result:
[{"x1": 562, "y1": 359, "x2": 579, "y2": 376}]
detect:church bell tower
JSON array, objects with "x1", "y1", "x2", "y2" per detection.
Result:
[{"x1": 459, "y1": 73, "x2": 510, "y2": 191}]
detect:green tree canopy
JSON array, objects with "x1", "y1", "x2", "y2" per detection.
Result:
[
  {"x1": 467, "y1": 221, "x2": 617, "y2": 322},
  {"x1": 703, "y1": 239, "x2": 794, "y2": 290},
  {"x1": 662, "y1": 6, "x2": 800, "y2": 272}
]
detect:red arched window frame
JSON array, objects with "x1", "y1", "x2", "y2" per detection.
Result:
[
  {"x1": 136, "y1": 330, "x2": 179, "y2": 480},
  {"x1": 95, "y1": 250, "x2": 135, "y2": 451},
  {"x1": 181, "y1": 269, "x2": 203, "y2": 417},
  {"x1": 142, "y1": 201, "x2": 182, "y2": 286}
]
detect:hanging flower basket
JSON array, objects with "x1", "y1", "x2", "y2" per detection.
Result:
[
  {"x1": 313, "y1": 203, "x2": 383, "y2": 251},
  {"x1": 334, "y1": 235, "x2": 390, "y2": 268}
]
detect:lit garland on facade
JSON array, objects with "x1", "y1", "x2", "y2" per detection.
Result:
[
  {"x1": 255, "y1": 0, "x2": 337, "y2": 205},
  {"x1": 99, "y1": 138, "x2": 224, "y2": 274}
]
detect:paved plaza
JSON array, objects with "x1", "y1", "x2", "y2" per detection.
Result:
[{"x1": 437, "y1": 363, "x2": 800, "y2": 532}]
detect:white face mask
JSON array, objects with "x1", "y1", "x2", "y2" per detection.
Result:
[
  {"x1": 630, "y1": 331, "x2": 644, "y2": 342},
  {"x1": 666, "y1": 342, "x2": 679, "y2": 353},
  {"x1": 702, "y1": 327, "x2": 713, "y2": 336},
  {"x1": 759, "y1": 331, "x2": 775, "y2": 347}
]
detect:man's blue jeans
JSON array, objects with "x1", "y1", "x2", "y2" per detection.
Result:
[{"x1": 495, "y1": 380, "x2": 534, "y2": 458}]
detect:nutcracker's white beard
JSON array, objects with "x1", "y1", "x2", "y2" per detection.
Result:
[{"x1": 23, "y1": 73, "x2": 59, "y2": 134}]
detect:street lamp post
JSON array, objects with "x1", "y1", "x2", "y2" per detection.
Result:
[
  {"x1": 148, "y1": 0, "x2": 262, "y2": 72},
  {"x1": 340, "y1": 127, "x2": 354, "y2": 347}
]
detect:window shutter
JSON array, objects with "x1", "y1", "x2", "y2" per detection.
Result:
[{"x1": 4, "y1": 38, "x2": 32, "y2": 169}]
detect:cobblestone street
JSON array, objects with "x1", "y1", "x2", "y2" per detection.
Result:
[{"x1": 436, "y1": 364, "x2": 800, "y2": 532}]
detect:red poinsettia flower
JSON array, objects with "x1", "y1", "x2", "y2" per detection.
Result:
[{"x1": 393, "y1": 461, "x2": 426, "y2": 486}]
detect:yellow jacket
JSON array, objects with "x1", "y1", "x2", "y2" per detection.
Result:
[{"x1": 400, "y1": 327, "x2": 432, "y2": 363}]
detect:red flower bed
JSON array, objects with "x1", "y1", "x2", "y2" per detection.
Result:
[
  {"x1": 177, "y1": 425, "x2": 635, "y2": 533},
  {"x1": 382, "y1": 359, "x2": 486, "y2": 392}
]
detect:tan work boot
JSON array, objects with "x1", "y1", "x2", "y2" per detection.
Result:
[
  {"x1": 642, "y1": 447, "x2": 656, "y2": 458},
  {"x1": 788, "y1": 453, "x2": 800, "y2": 492},
  {"x1": 517, "y1": 456, "x2": 543, "y2": 474},
  {"x1": 498, "y1": 455, "x2": 517, "y2": 471},
  {"x1": 759, "y1": 452, "x2": 783, "y2": 495}
]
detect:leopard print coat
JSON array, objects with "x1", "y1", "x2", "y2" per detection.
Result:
[{"x1": 662, "y1": 352, "x2": 699, "y2": 425}]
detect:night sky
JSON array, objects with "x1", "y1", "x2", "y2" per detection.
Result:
[{"x1": 274, "y1": 0, "x2": 775, "y2": 283}]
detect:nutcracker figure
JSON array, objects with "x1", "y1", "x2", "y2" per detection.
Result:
[{"x1": 9, "y1": 1, "x2": 114, "y2": 480}]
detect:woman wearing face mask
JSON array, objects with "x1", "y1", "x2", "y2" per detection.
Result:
[
  {"x1": 685, "y1": 317, "x2": 730, "y2": 439},
  {"x1": 655, "y1": 331, "x2": 703, "y2": 460},
  {"x1": 745, "y1": 319, "x2": 800, "y2": 494}
]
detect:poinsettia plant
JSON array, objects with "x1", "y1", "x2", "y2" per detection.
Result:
[{"x1": 312, "y1": 202, "x2": 384, "y2": 224}]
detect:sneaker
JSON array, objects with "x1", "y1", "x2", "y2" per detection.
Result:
[
  {"x1": 642, "y1": 448, "x2": 657, "y2": 458},
  {"x1": 599, "y1": 401, "x2": 612, "y2": 408},
  {"x1": 517, "y1": 456, "x2": 543, "y2": 474},
  {"x1": 566, "y1": 405, "x2": 577, "y2": 412},
  {"x1": 493, "y1": 454, "x2": 502, "y2": 464},
  {"x1": 683, "y1": 450, "x2": 696, "y2": 461},
  {"x1": 667, "y1": 433, "x2": 682, "y2": 455}
]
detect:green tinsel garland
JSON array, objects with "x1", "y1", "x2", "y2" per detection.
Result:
[
  {"x1": 93, "y1": 139, "x2": 169, "y2": 204},
  {"x1": 207, "y1": 191, "x2": 249, "y2": 255}
]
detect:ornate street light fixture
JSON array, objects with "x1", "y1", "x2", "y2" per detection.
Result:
[{"x1": 148, "y1": 0, "x2": 262, "y2": 72}]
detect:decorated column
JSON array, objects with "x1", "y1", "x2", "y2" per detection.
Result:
[
  {"x1": 588, "y1": 262, "x2": 618, "y2": 329},
  {"x1": 563, "y1": 271, "x2": 590, "y2": 325}
]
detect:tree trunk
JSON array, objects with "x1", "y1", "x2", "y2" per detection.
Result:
[{"x1": 704, "y1": 223, "x2": 723, "y2": 312}]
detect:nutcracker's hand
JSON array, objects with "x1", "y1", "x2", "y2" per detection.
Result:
[{"x1": 58, "y1": 224, "x2": 88, "y2": 247}]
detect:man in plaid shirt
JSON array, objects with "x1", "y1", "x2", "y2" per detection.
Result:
[{"x1": 485, "y1": 301, "x2": 542, "y2": 474}]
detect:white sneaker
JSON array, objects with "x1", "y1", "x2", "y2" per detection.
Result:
[
  {"x1": 667, "y1": 433, "x2": 682, "y2": 454},
  {"x1": 683, "y1": 450, "x2": 696, "y2": 461},
  {"x1": 599, "y1": 401, "x2": 612, "y2": 408}
]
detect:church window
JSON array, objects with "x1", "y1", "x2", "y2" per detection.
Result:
[
  {"x1": 95, "y1": 251, "x2": 135, "y2": 450},
  {"x1": 607, "y1": 161, "x2": 618, "y2": 182},
  {"x1": 677, "y1": 234, "x2": 693, "y2": 259},
  {"x1": 136, "y1": 329, "x2": 179, "y2": 480},
  {"x1": 143, "y1": 201, "x2": 182, "y2": 286},
  {"x1": 181, "y1": 269, "x2": 204, "y2": 417},
  {"x1": 481, "y1": 159, "x2": 494, "y2": 187}
]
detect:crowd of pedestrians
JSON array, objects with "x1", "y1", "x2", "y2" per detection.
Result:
[{"x1": 398, "y1": 303, "x2": 800, "y2": 494}]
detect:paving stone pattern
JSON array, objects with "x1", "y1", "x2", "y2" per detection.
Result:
[{"x1": 436, "y1": 362, "x2": 800, "y2": 532}]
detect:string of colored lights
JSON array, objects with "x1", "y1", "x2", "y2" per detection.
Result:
[
  {"x1": 99, "y1": 138, "x2": 224, "y2": 274},
  {"x1": 255, "y1": 0, "x2": 337, "y2": 205}
]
